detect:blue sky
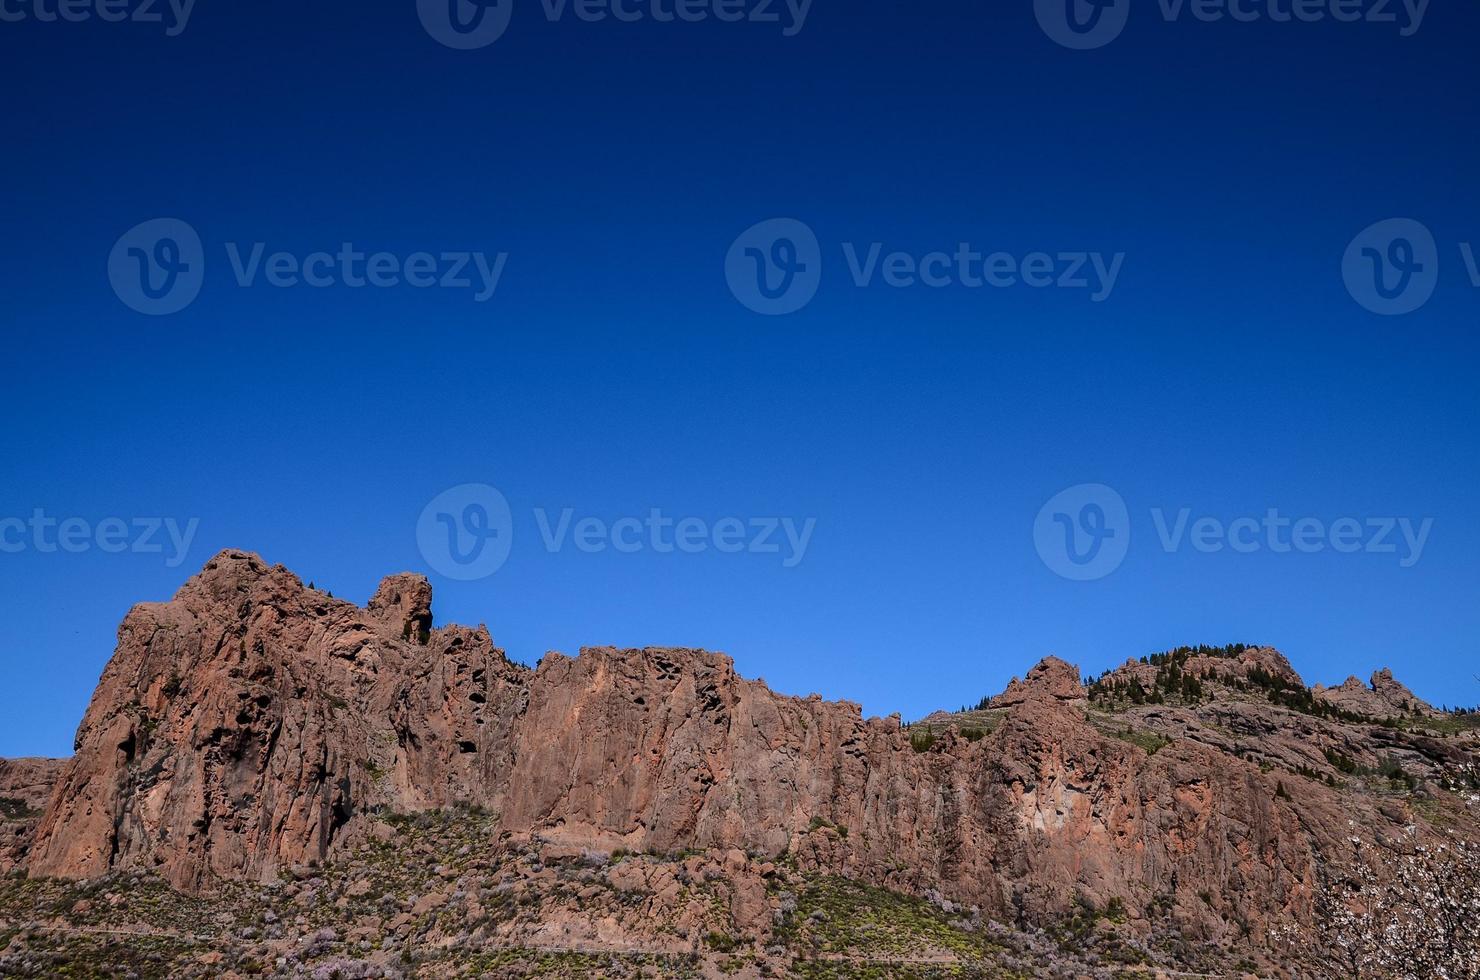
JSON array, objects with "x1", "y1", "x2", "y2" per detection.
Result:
[{"x1": 2, "y1": 1, "x2": 1478, "y2": 756}]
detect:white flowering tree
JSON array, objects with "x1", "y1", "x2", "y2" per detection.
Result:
[{"x1": 1320, "y1": 827, "x2": 1480, "y2": 979}]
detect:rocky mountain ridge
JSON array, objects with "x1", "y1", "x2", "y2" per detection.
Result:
[{"x1": 2, "y1": 551, "x2": 1478, "y2": 978}]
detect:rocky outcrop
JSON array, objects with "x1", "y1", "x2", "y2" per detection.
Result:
[
  {"x1": 1315, "y1": 669, "x2": 1440, "y2": 719},
  {"x1": 1370, "y1": 667, "x2": 1440, "y2": 717},
  {"x1": 991, "y1": 656, "x2": 1086, "y2": 707},
  {"x1": 8, "y1": 552, "x2": 1478, "y2": 969},
  {"x1": 25, "y1": 551, "x2": 529, "y2": 891},
  {"x1": 1315, "y1": 675, "x2": 1392, "y2": 718},
  {"x1": 0, "y1": 758, "x2": 64, "y2": 816},
  {"x1": 0, "y1": 757, "x2": 65, "y2": 873},
  {"x1": 1106, "y1": 645, "x2": 1305, "y2": 693},
  {"x1": 1229, "y1": 646, "x2": 1306, "y2": 686},
  {"x1": 496, "y1": 646, "x2": 1334, "y2": 944}
]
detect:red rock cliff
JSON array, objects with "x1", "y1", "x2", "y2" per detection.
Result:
[{"x1": 18, "y1": 551, "x2": 1469, "y2": 954}]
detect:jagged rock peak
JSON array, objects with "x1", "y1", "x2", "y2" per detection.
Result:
[
  {"x1": 994, "y1": 655, "x2": 1086, "y2": 706},
  {"x1": 1228, "y1": 646, "x2": 1305, "y2": 686},
  {"x1": 175, "y1": 548, "x2": 274, "y2": 599},
  {"x1": 1105, "y1": 644, "x2": 1305, "y2": 691},
  {"x1": 558, "y1": 645, "x2": 737, "y2": 673},
  {"x1": 10, "y1": 550, "x2": 1476, "y2": 976},
  {"x1": 181, "y1": 551, "x2": 440, "y2": 640},
  {"x1": 367, "y1": 573, "x2": 434, "y2": 639},
  {"x1": 1312, "y1": 667, "x2": 1437, "y2": 718},
  {"x1": 1371, "y1": 667, "x2": 1438, "y2": 716},
  {"x1": 21, "y1": 550, "x2": 529, "y2": 890}
]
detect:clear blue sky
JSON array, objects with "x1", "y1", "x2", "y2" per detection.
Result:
[{"x1": 3, "y1": 2, "x2": 1479, "y2": 757}]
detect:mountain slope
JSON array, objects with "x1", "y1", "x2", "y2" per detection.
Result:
[{"x1": 3, "y1": 552, "x2": 1478, "y2": 977}]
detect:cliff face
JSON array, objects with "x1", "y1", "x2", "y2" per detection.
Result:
[
  {"x1": 1315, "y1": 669, "x2": 1442, "y2": 719},
  {"x1": 496, "y1": 646, "x2": 1335, "y2": 946},
  {"x1": 0, "y1": 757, "x2": 66, "y2": 872},
  {"x1": 24, "y1": 551, "x2": 528, "y2": 890},
  {"x1": 8, "y1": 552, "x2": 1479, "y2": 967}
]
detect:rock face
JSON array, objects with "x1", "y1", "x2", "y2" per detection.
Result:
[
  {"x1": 1107, "y1": 645, "x2": 1305, "y2": 692},
  {"x1": 0, "y1": 758, "x2": 65, "y2": 818},
  {"x1": 8, "y1": 553, "x2": 1479, "y2": 970},
  {"x1": 26, "y1": 551, "x2": 529, "y2": 890},
  {"x1": 1369, "y1": 667, "x2": 1440, "y2": 716},
  {"x1": 991, "y1": 655, "x2": 1086, "y2": 707},
  {"x1": 490, "y1": 645, "x2": 1344, "y2": 946},
  {"x1": 0, "y1": 757, "x2": 65, "y2": 873},
  {"x1": 1315, "y1": 669, "x2": 1441, "y2": 719}
]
